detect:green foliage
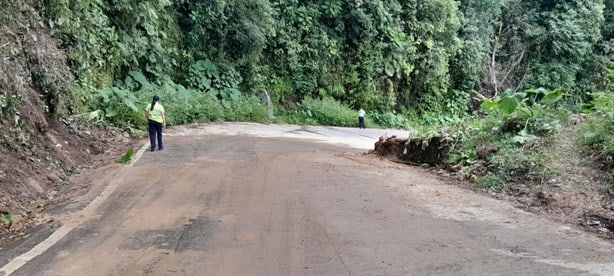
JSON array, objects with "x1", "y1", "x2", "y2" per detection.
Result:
[
  {"x1": 485, "y1": 143, "x2": 550, "y2": 186},
  {"x1": 1, "y1": 213, "x2": 13, "y2": 228},
  {"x1": 480, "y1": 88, "x2": 568, "y2": 137},
  {"x1": 581, "y1": 93, "x2": 614, "y2": 158},
  {"x1": 580, "y1": 85, "x2": 614, "y2": 194},
  {"x1": 479, "y1": 0, "x2": 605, "y2": 104},
  {"x1": 417, "y1": 90, "x2": 471, "y2": 125},
  {"x1": 165, "y1": 91, "x2": 223, "y2": 125},
  {"x1": 451, "y1": 0, "x2": 504, "y2": 91},
  {"x1": 186, "y1": 60, "x2": 219, "y2": 91},
  {"x1": 180, "y1": 0, "x2": 274, "y2": 88},
  {"x1": 115, "y1": 148, "x2": 134, "y2": 164},
  {"x1": 369, "y1": 112, "x2": 411, "y2": 129},
  {"x1": 40, "y1": 0, "x2": 183, "y2": 89},
  {"x1": 284, "y1": 97, "x2": 357, "y2": 127},
  {"x1": 138, "y1": 81, "x2": 224, "y2": 125},
  {"x1": 525, "y1": 0, "x2": 604, "y2": 95},
  {"x1": 411, "y1": 88, "x2": 570, "y2": 192},
  {"x1": 89, "y1": 87, "x2": 141, "y2": 127},
  {"x1": 0, "y1": 94, "x2": 24, "y2": 118},
  {"x1": 262, "y1": 0, "x2": 464, "y2": 115},
  {"x1": 223, "y1": 95, "x2": 269, "y2": 122},
  {"x1": 35, "y1": 0, "x2": 611, "y2": 126},
  {"x1": 149, "y1": 85, "x2": 267, "y2": 125},
  {"x1": 476, "y1": 172, "x2": 506, "y2": 191}
]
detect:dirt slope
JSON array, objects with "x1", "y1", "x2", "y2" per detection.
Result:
[{"x1": 0, "y1": 0, "x2": 122, "y2": 242}]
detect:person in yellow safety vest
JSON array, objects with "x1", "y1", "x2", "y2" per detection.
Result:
[
  {"x1": 358, "y1": 108, "x2": 366, "y2": 129},
  {"x1": 145, "y1": 95, "x2": 166, "y2": 151}
]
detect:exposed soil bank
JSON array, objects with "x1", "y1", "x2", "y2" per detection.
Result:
[{"x1": 372, "y1": 131, "x2": 614, "y2": 240}]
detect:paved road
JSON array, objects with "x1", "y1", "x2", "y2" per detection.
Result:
[{"x1": 1, "y1": 123, "x2": 613, "y2": 275}]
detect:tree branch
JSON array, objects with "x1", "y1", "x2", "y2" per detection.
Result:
[
  {"x1": 514, "y1": 65, "x2": 531, "y2": 93},
  {"x1": 490, "y1": 22, "x2": 503, "y2": 96},
  {"x1": 501, "y1": 48, "x2": 526, "y2": 90}
]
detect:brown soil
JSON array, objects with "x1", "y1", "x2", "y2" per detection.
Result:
[
  {"x1": 0, "y1": 1, "x2": 136, "y2": 245},
  {"x1": 0, "y1": 125, "x2": 135, "y2": 245},
  {"x1": 521, "y1": 125, "x2": 614, "y2": 238},
  {"x1": 373, "y1": 134, "x2": 450, "y2": 166},
  {"x1": 373, "y1": 126, "x2": 614, "y2": 240}
]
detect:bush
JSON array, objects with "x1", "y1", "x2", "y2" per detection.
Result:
[
  {"x1": 369, "y1": 112, "x2": 411, "y2": 129},
  {"x1": 284, "y1": 97, "x2": 358, "y2": 127},
  {"x1": 580, "y1": 92, "x2": 614, "y2": 162},
  {"x1": 90, "y1": 78, "x2": 270, "y2": 132},
  {"x1": 139, "y1": 81, "x2": 270, "y2": 125},
  {"x1": 476, "y1": 172, "x2": 506, "y2": 191},
  {"x1": 89, "y1": 87, "x2": 142, "y2": 128},
  {"x1": 431, "y1": 88, "x2": 569, "y2": 191},
  {"x1": 223, "y1": 95, "x2": 269, "y2": 122},
  {"x1": 486, "y1": 143, "x2": 550, "y2": 185},
  {"x1": 139, "y1": 86, "x2": 225, "y2": 125},
  {"x1": 579, "y1": 91, "x2": 614, "y2": 194}
]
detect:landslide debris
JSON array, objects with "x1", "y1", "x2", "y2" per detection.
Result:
[
  {"x1": 373, "y1": 133, "x2": 451, "y2": 166},
  {"x1": 372, "y1": 129, "x2": 613, "y2": 240},
  {"x1": 0, "y1": 0, "x2": 123, "y2": 245}
]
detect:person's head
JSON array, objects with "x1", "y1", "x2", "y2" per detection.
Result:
[{"x1": 150, "y1": 95, "x2": 160, "y2": 111}]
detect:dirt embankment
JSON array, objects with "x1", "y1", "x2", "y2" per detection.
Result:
[
  {"x1": 0, "y1": 0, "x2": 129, "y2": 243},
  {"x1": 373, "y1": 132, "x2": 614, "y2": 240}
]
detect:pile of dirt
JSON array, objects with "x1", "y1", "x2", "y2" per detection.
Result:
[
  {"x1": 0, "y1": 0, "x2": 132, "y2": 245},
  {"x1": 373, "y1": 134, "x2": 451, "y2": 166}
]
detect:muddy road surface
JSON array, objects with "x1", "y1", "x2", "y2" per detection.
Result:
[{"x1": 1, "y1": 123, "x2": 613, "y2": 275}]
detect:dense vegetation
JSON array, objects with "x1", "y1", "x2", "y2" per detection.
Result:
[
  {"x1": 580, "y1": 66, "x2": 614, "y2": 194},
  {"x1": 2, "y1": 0, "x2": 613, "y2": 194},
  {"x1": 34, "y1": 0, "x2": 610, "y2": 117}
]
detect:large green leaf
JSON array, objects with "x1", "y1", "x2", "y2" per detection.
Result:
[
  {"x1": 128, "y1": 71, "x2": 151, "y2": 90},
  {"x1": 498, "y1": 94, "x2": 520, "y2": 115},
  {"x1": 480, "y1": 99, "x2": 499, "y2": 110},
  {"x1": 540, "y1": 90, "x2": 563, "y2": 106},
  {"x1": 220, "y1": 88, "x2": 241, "y2": 101}
]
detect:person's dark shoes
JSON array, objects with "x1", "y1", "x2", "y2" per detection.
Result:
[
  {"x1": 150, "y1": 148, "x2": 155, "y2": 152},
  {"x1": 158, "y1": 147, "x2": 164, "y2": 151}
]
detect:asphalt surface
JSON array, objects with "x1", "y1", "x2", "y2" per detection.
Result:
[{"x1": 0, "y1": 123, "x2": 612, "y2": 275}]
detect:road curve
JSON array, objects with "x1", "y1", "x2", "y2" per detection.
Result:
[{"x1": 1, "y1": 123, "x2": 613, "y2": 275}]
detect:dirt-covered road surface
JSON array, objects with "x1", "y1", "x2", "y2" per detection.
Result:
[{"x1": 1, "y1": 123, "x2": 613, "y2": 275}]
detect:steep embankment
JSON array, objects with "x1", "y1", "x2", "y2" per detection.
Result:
[{"x1": 0, "y1": 0, "x2": 113, "y2": 241}]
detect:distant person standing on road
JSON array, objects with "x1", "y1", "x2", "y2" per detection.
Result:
[
  {"x1": 358, "y1": 108, "x2": 366, "y2": 129},
  {"x1": 145, "y1": 95, "x2": 166, "y2": 152}
]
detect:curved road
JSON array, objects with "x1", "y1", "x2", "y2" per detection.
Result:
[{"x1": 1, "y1": 123, "x2": 613, "y2": 275}]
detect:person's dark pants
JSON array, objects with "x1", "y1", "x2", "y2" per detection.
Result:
[
  {"x1": 358, "y1": 116, "x2": 365, "y2": 129},
  {"x1": 148, "y1": 120, "x2": 163, "y2": 150}
]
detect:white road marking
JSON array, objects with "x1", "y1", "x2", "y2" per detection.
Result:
[{"x1": 0, "y1": 143, "x2": 149, "y2": 276}]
